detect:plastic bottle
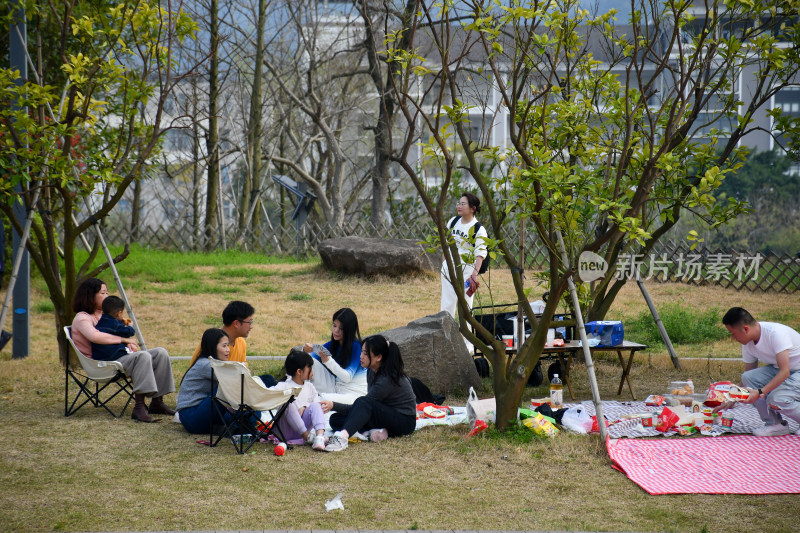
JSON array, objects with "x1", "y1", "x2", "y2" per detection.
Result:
[
  {"x1": 550, "y1": 373, "x2": 563, "y2": 408},
  {"x1": 274, "y1": 442, "x2": 287, "y2": 456}
]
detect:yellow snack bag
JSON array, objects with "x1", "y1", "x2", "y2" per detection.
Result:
[{"x1": 522, "y1": 412, "x2": 559, "y2": 438}]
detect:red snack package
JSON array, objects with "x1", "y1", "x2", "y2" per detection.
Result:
[
  {"x1": 590, "y1": 415, "x2": 609, "y2": 434},
  {"x1": 655, "y1": 406, "x2": 680, "y2": 432},
  {"x1": 466, "y1": 419, "x2": 488, "y2": 437},
  {"x1": 416, "y1": 402, "x2": 454, "y2": 416},
  {"x1": 705, "y1": 381, "x2": 751, "y2": 407},
  {"x1": 645, "y1": 394, "x2": 666, "y2": 406}
]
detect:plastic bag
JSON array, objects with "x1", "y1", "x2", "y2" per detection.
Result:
[
  {"x1": 325, "y1": 493, "x2": 344, "y2": 512},
  {"x1": 561, "y1": 406, "x2": 593, "y2": 434},
  {"x1": 466, "y1": 387, "x2": 496, "y2": 425}
]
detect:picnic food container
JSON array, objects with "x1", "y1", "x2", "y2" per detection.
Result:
[
  {"x1": 665, "y1": 393, "x2": 706, "y2": 411},
  {"x1": 694, "y1": 411, "x2": 716, "y2": 425},
  {"x1": 721, "y1": 412, "x2": 734, "y2": 427},
  {"x1": 640, "y1": 413, "x2": 658, "y2": 427},
  {"x1": 668, "y1": 380, "x2": 694, "y2": 395},
  {"x1": 530, "y1": 397, "x2": 551, "y2": 408}
]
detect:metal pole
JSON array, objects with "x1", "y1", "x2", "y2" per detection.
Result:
[
  {"x1": 9, "y1": 0, "x2": 29, "y2": 358},
  {"x1": 84, "y1": 206, "x2": 148, "y2": 351},
  {"x1": 555, "y1": 230, "x2": 608, "y2": 443},
  {"x1": 636, "y1": 275, "x2": 681, "y2": 370}
]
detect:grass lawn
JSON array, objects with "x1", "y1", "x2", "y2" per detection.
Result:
[{"x1": 1, "y1": 249, "x2": 799, "y2": 533}]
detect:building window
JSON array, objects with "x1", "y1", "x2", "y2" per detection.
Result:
[{"x1": 772, "y1": 86, "x2": 800, "y2": 153}]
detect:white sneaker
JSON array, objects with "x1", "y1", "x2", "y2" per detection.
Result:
[
  {"x1": 369, "y1": 428, "x2": 389, "y2": 443},
  {"x1": 312, "y1": 435, "x2": 326, "y2": 451},
  {"x1": 324, "y1": 434, "x2": 349, "y2": 452},
  {"x1": 351, "y1": 431, "x2": 370, "y2": 442},
  {"x1": 795, "y1": 427, "x2": 800, "y2": 436},
  {"x1": 753, "y1": 423, "x2": 790, "y2": 437},
  {"x1": 305, "y1": 432, "x2": 316, "y2": 445}
]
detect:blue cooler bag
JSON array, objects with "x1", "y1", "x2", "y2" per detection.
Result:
[{"x1": 585, "y1": 320, "x2": 624, "y2": 347}]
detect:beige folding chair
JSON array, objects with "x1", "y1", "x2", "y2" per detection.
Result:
[
  {"x1": 209, "y1": 358, "x2": 301, "y2": 454},
  {"x1": 63, "y1": 326, "x2": 134, "y2": 418}
]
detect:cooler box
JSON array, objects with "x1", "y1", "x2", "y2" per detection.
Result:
[{"x1": 585, "y1": 320, "x2": 624, "y2": 347}]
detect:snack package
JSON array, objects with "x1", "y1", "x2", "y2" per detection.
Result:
[
  {"x1": 530, "y1": 397, "x2": 552, "y2": 408},
  {"x1": 466, "y1": 419, "x2": 488, "y2": 437},
  {"x1": 416, "y1": 402, "x2": 454, "y2": 416},
  {"x1": 522, "y1": 412, "x2": 559, "y2": 437},
  {"x1": 590, "y1": 415, "x2": 609, "y2": 434},
  {"x1": 655, "y1": 406, "x2": 680, "y2": 432},
  {"x1": 645, "y1": 394, "x2": 666, "y2": 406},
  {"x1": 704, "y1": 381, "x2": 751, "y2": 407}
]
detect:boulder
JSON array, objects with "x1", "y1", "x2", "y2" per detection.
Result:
[
  {"x1": 318, "y1": 236, "x2": 439, "y2": 276},
  {"x1": 378, "y1": 311, "x2": 481, "y2": 393}
]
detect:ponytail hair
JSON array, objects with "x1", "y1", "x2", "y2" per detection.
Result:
[{"x1": 362, "y1": 334, "x2": 406, "y2": 385}]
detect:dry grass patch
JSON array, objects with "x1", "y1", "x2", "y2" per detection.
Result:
[{"x1": 1, "y1": 260, "x2": 800, "y2": 532}]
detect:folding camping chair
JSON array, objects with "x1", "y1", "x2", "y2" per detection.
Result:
[
  {"x1": 63, "y1": 326, "x2": 135, "y2": 418},
  {"x1": 208, "y1": 358, "x2": 301, "y2": 454}
]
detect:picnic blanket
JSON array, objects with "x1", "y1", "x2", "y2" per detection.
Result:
[
  {"x1": 577, "y1": 400, "x2": 800, "y2": 438},
  {"x1": 607, "y1": 434, "x2": 800, "y2": 494}
]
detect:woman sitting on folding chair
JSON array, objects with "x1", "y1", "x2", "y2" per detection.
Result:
[
  {"x1": 176, "y1": 328, "x2": 262, "y2": 435},
  {"x1": 71, "y1": 278, "x2": 176, "y2": 423},
  {"x1": 324, "y1": 334, "x2": 417, "y2": 452}
]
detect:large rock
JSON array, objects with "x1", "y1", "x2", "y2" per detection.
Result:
[
  {"x1": 318, "y1": 236, "x2": 439, "y2": 276},
  {"x1": 378, "y1": 311, "x2": 481, "y2": 393}
]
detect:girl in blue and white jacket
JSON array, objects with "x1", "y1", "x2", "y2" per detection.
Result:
[{"x1": 303, "y1": 307, "x2": 367, "y2": 405}]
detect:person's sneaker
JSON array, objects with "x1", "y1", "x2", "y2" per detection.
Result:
[
  {"x1": 351, "y1": 431, "x2": 370, "y2": 442},
  {"x1": 306, "y1": 432, "x2": 316, "y2": 446},
  {"x1": 753, "y1": 422, "x2": 790, "y2": 437},
  {"x1": 324, "y1": 434, "x2": 349, "y2": 452},
  {"x1": 795, "y1": 427, "x2": 800, "y2": 437},
  {"x1": 369, "y1": 428, "x2": 389, "y2": 443},
  {"x1": 312, "y1": 435, "x2": 326, "y2": 451}
]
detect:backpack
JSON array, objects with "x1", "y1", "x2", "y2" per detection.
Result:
[{"x1": 447, "y1": 216, "x2": 489, "y2": 274}]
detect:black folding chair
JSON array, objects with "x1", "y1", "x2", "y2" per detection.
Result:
[{"x1": 63, "y1": 326, "x2": 134, "y2": 418}]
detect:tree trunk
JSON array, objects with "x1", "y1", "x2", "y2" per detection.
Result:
[
  {"x1": 131, "y1": 178, "x2": 141, "y2": 241},
  {"x1": 241, "y1": 0, "x2": 267, "y2": 237},
  {"x1": 192, "y1": 109, "x2": 201, "y2": 251},
  {"x1": 204, "y1": 0, "x2": 219, "y2": 251},
  {"x1": 369, "y1": 105, "x2": 391, "y2": 232}
]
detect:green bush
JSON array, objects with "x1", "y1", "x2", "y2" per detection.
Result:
[{"x1": 625, "y1": 304, "x2": 729, "y2": 346}]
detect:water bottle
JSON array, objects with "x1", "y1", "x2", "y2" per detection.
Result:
[{"x1": 550, "y1": 373, "x2": 563, "y2": 408}]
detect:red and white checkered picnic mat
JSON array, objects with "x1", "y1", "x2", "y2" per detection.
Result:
[{"x1": 607, "y1": 434, "x2": 800, "y2": 494}]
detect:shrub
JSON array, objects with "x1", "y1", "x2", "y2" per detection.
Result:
[{"x1": 625, "y1": 304, "x2": 728, "y2": 346}]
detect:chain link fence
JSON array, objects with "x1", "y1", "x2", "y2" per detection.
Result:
[{"x1": 100, "y1": 219, "x2": 799, "y2": 293}]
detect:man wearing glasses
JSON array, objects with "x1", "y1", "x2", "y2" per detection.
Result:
[{"x1": 189, "y1": 300, "x2": 254, "y2": 366}]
